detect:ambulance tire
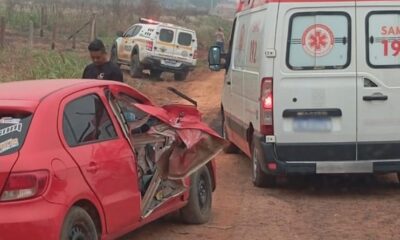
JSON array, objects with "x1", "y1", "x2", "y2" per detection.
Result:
[
  {"x1": 174, "y1": 71, "x2": 188, "y2": 81},
  {"x1": 252, "y1": 146, "x2": 276, "y2": 188},
  {"x1": 130, "y1": 53, "x2": 142, "y2": 78}
]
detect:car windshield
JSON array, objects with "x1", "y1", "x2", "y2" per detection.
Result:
[{"x1": 0, "y1": 113, "x2": 32, "y2": 156}]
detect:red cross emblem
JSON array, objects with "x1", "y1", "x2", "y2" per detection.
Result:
[{"x1": 302, "y1": 24, "x2": 334, "y2": 57}]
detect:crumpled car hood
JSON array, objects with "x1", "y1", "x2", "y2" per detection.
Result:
[{"x1": 134, "y1": 103, "x2": 225, "y2": 179}]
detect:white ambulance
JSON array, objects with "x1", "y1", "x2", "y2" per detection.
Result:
[
  {"x1": 111, "y1": 18, "x2": 198, "y2": 81},
  {"x1": 209, "y1": 0, "x2": 400, "y2": 187}
]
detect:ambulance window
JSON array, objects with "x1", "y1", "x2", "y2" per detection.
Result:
[
  {"x1": 287, "y1": 13, "x2": 351, "y2": 70},
  {"x1": 160, "y1": 29, "x2": 174, "y2": 43},
  {"x1": 178, "y1": 32, "x2": 192, "y2": 46},
  {"x1": 367, "y1": 11, "x2": 400, "y2": 68}
]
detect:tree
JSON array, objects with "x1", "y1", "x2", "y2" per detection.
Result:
[{"x1": 137, "y1": 0, "x2": 161, "y2": 19}]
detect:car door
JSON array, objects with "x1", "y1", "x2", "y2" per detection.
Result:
[
  {"x1": 356, "y1": 2, "x2": 400, "y2": 161},
  {"x1": 60, "y1": 87, "x2": 141, "y2": 234},
  {"x1": 273, "y1": 3, "x2": 357, "y2": 163}
]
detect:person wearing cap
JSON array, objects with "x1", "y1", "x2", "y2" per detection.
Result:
[
  {"x1": 82, "y1": 39, "x2": 124, "y2": 82},
  {"x1": 215, "y1": 27, "x2": 226, "y2": 53}
]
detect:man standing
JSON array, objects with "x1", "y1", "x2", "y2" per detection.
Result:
[
  {"x1": 215, "y1": 27, "x2": 225, "y2": 53},
  {"x1": 82, "y1": 39, "x2": 124, "y2": 82}
]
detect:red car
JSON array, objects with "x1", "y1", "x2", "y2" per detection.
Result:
[{"x1": 0, "y1": 80, "x2": 223, "y2": 240}]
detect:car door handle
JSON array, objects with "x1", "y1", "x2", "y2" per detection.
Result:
[
  {"x1": 363, "y1": 94, "x2": 388, "y2": 101},
  {"x1": 86, "y1": 162, "x2": 99, "y2": 173}
]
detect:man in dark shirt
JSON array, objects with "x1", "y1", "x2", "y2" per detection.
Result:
[{"x1": 82, "y1": 39, "x2": 124, "y2": 82}]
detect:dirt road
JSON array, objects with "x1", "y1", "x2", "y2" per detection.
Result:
[{"x1": 120, "y1": 71, "x2": 400, "y2": 240}]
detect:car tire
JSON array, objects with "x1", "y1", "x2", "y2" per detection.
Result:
[
  {"x1": 130, "y1": 53, "x2": 142, "y2": 78},
  {"x1": 150, "y1": 69, "x2": 162, "y2": 80},
  {"x1": 252, "y1": 146, "x2": 276, "y2": 188},
  {"x1": 221, "y1": 112, "x2": 239, "y2": 154},
  {"x1": 180, "y1": 166, "x2": 212, "y2": 224},
  {"x1": 60, "y1": 206, "x2": 98, "y2": 240},
  {"x1": 174, "y1": 71, "x2": 188, "y2": 81},
  {"x1": 110, "y1": 44, "x2": 120, "y2": 67}
]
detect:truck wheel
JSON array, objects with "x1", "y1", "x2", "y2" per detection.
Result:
[
  {"x1": 222, "y1": 113, "x2": 239, "y2": 154},
  {"x1": 110, "y1": 44, "x2": 120, "y2": 67},
  {"x1": 150, "y1": 69, "x2": 162, "y2": 80},
  {"x1": 252, "y1": 146, "x2": 276, "y2": 188},
  {"x1": 130, "y1": 53, "x2": 142, "y2": 78},
  {"x1": 174, "y1": 71, "x2": 188, "y2": 81},
  {"x1": 60, "y1": 206, "x2": 98, "y2": 240},
  {"x1": 180, "y1": 166, "x2": 212, "y2": 224}
]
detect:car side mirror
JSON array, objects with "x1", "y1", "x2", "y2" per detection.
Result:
[
  {"x1": 208, "y1": 46, "x2": 223, "y2": 71},
  {"x1": 116, "y1": 31, "x2": 124, "y2": 38}
]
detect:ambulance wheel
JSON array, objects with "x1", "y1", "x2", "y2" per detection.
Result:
[
  {"x1": 174, "y1": 71, "x2": 188, "y2": 81},
  {"x1": 252, "y1": 146, "x2": 276, "y2": 188},
  {"x1": 221, "y1": 113, "x2": 239, "y2": 154},
  {"x1": 130, "y1": 53, "x2": 142, "y2": 78}
]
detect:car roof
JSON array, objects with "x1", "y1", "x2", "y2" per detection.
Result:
[{"x1": 0, "y1": 79, "x2": 111, "y2": 101}]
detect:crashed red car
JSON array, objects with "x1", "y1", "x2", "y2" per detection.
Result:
[{"x1": 0, "y1": 80, "x2": 223, "y2": 240}]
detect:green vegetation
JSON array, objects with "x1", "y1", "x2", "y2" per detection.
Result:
[
  {"x1": 0, "y1": 48, "x2": 88, "y2": 82},
  {"x1": 30, "y1": 50, "x2": 88, "y2": 79}
]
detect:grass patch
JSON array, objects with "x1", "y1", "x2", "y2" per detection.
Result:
[
  {"x1": 30, "y1": 50, "x2": 88, "y2": 79},
  {"x1": 0, "y1": 48, "x2": 88, "y2": 82}
]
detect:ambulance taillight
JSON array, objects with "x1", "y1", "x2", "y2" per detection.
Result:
[{"x1": 260, "y1": 77, "x2": 273, "y2": 135}]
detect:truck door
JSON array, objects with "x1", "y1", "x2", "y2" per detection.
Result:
[
  {"x1": 356, "y1": 2, "x2": 400, "y2": 161},
  {"x1": 175, "y1": 30, "x2": 196, "y2": 64},
  {"x1": 155, "y1": 27, "x2": 176, "y2": 59},
  {"x1": 273, "y1": 3, "x2": 357, "y2": 164}
]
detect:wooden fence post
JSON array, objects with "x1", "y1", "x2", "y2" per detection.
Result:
[
  {"x1": 29, "y1": 20, "x2": 34, "y2": 48},
  {"x1": 40, "y1": 6, "x2": 44, "y2": 37},
  {"x1": 0, "y1": 17, "x2": 5, "y2": 49},
  {"x1": 90, "y1": 13, "x2": 96, "y2": 42},
  {"x1": 51, "y1": 21, "x2": 57, "y2": 50},
  {"x1": 72, "y1": 35, "x2": 76, "y2": 49}
]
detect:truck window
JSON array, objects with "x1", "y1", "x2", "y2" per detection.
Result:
[
  {"x1": 367, "y1": 11, "x2": 400, "y2": 68},
  {"x1": 159, "y1": 29, "x2": 174, "y2": 43},
  {"x1": 286, "y1": 12, "x2": 351, "y2": 70},
  {"x1": 178, "y1": 32, "x2": 192, "y2": 46}
]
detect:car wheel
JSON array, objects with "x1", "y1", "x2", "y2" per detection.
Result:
[
  {"x1": 221, "y1": 112, "x2": 239, "y2": 154},
  {"x1": 252, "y1": 146, "x2": 276, "y2": 188},
  {"x1": 174, "y1": 71, "x2": 188, "y2": 81},
  {"x1": 110, "y1": 44, "x2": 120, "y2": 67},
  {"x1": 130, "y1": 53, "x2": 142, "y2": 78},
  {"x1": 150, "y1": 69, "x2": 162, "y2": 80},
  {"x1": 60, "y1": 206, "x2": 98, "y2": 240},
  {"x1": 180, "y1": 166, "x2": 212, "y2": 224}
]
